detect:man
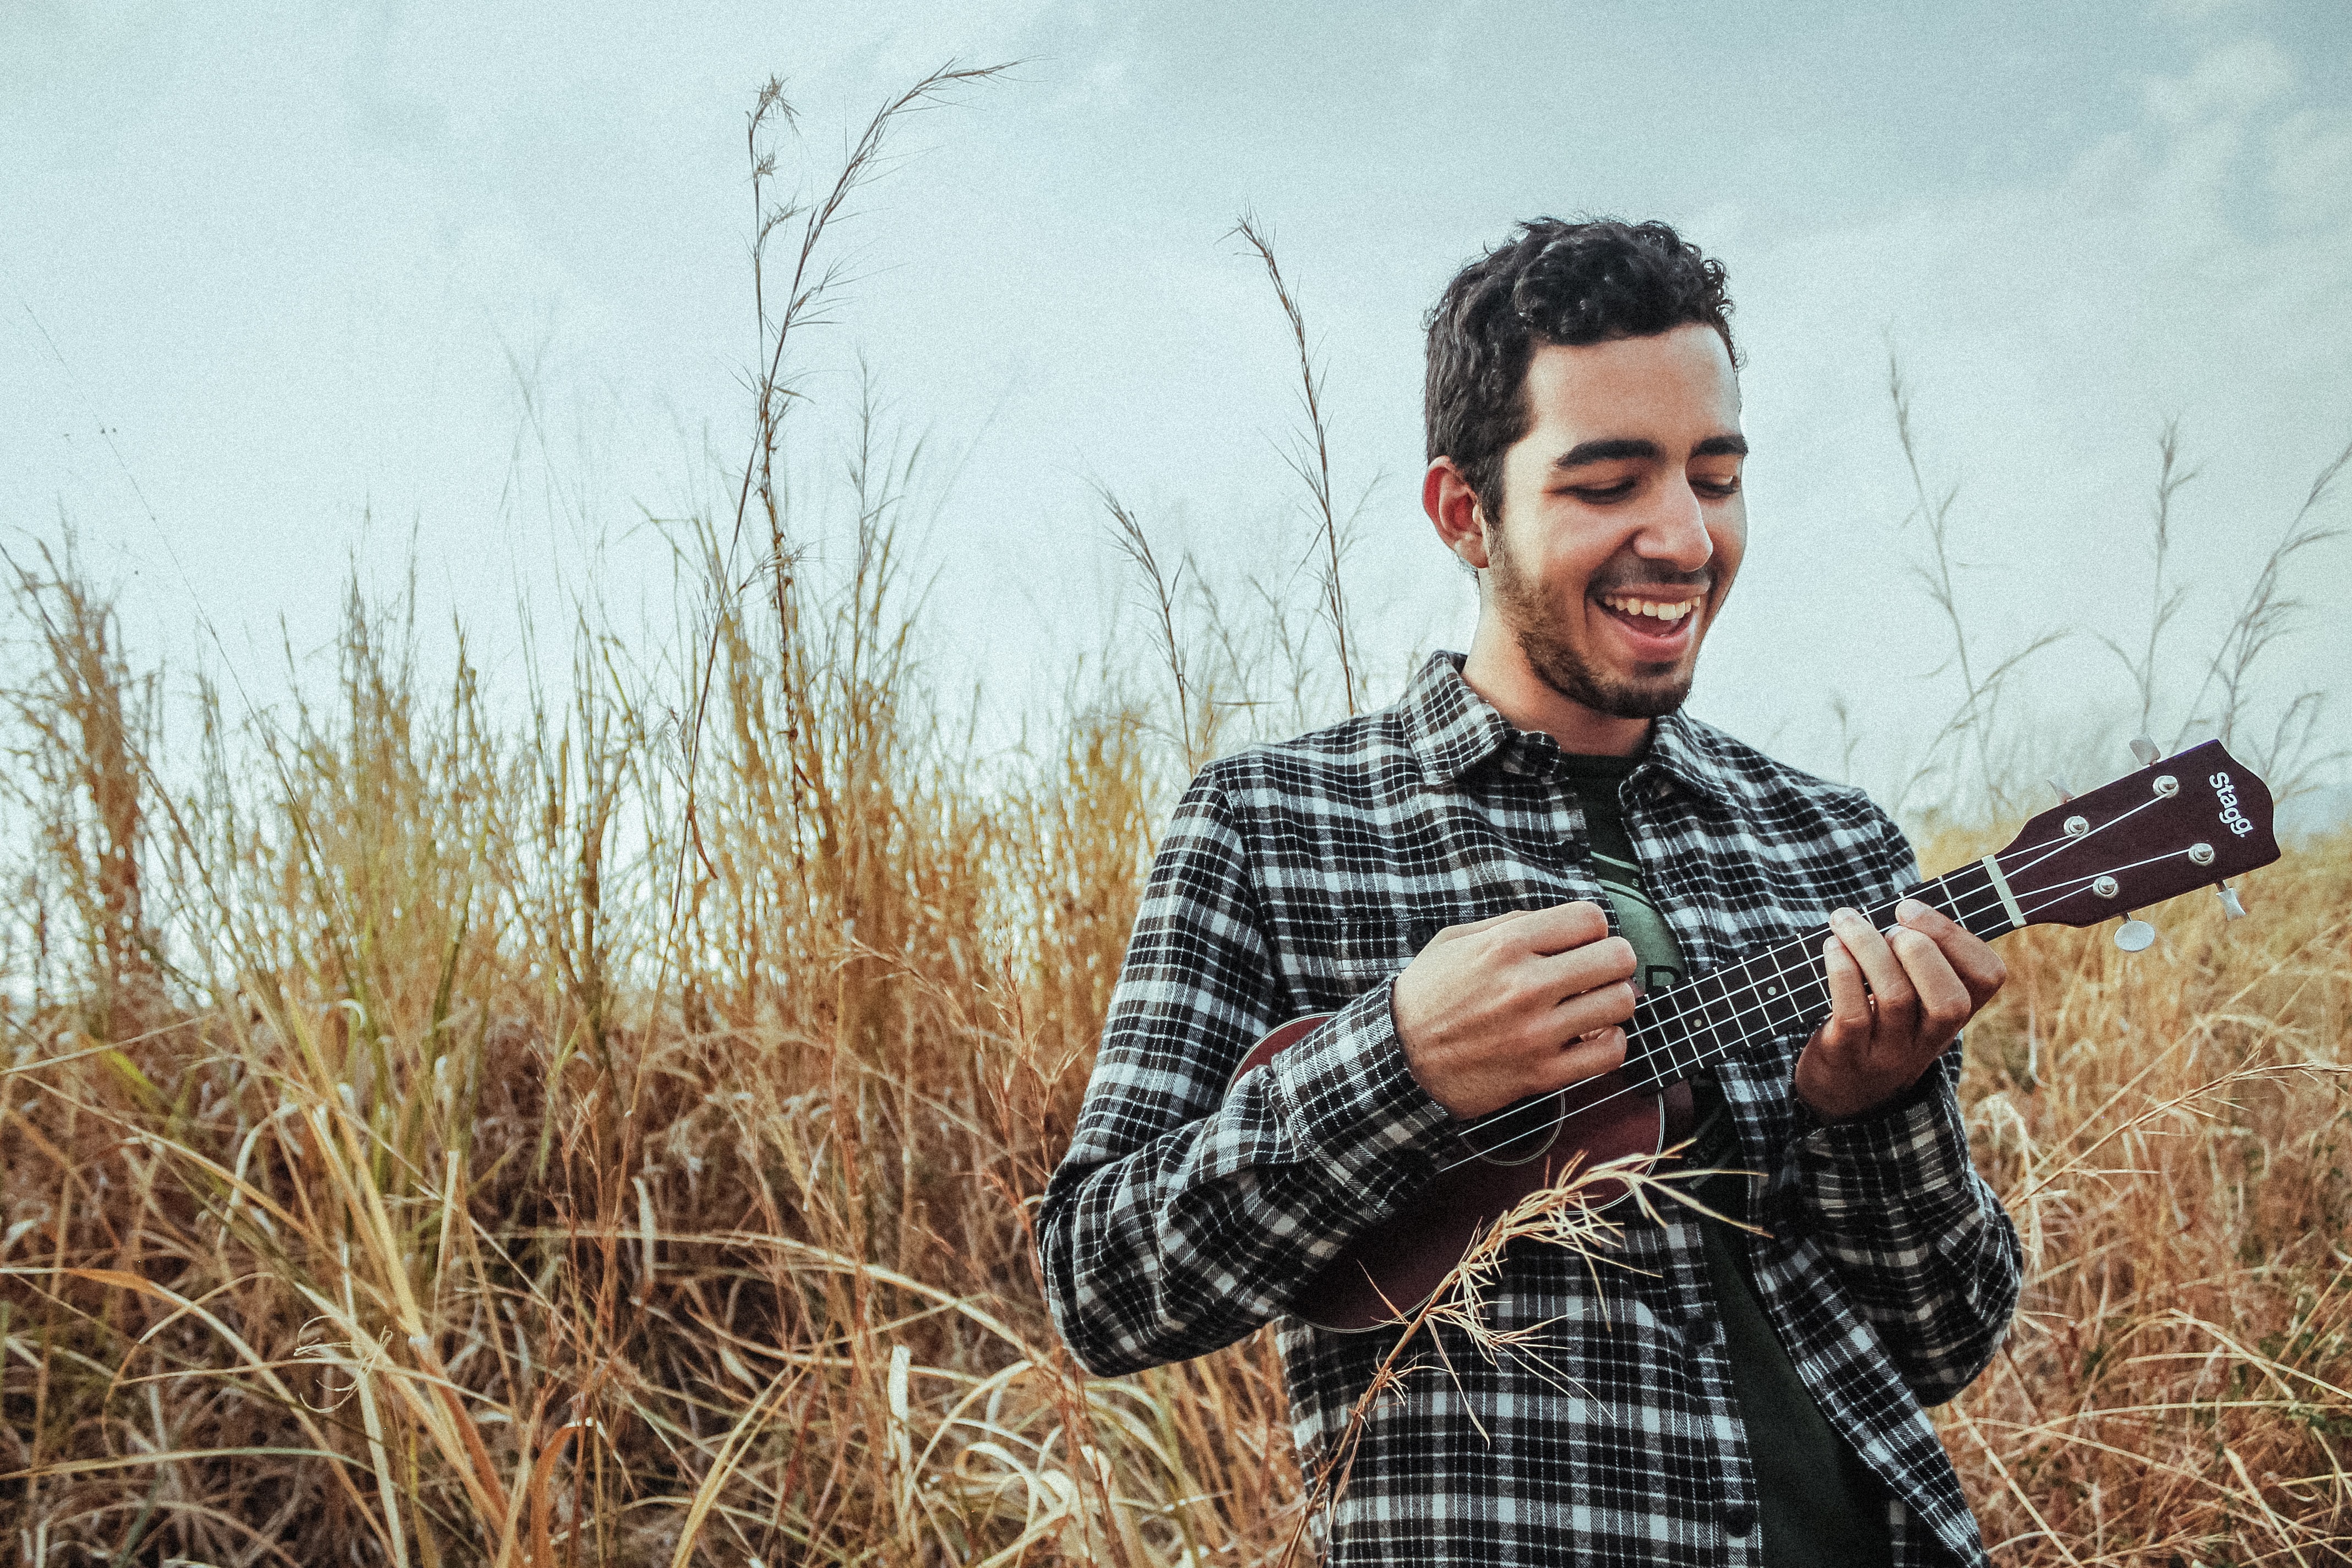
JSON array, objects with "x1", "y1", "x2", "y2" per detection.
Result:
[{"x1": 1038, "y1": 219, "x2": 2022, "y2": 1566}]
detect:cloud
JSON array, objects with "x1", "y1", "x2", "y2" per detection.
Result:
[
  {"x1": 2268, "y1": 107, "x2": 2352, "y2": 228},
  {"x1": 2143, "y1": 35, "x2": 2296, "y2": 126}
]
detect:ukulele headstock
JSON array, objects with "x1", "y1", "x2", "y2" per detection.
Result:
[{"x1": 1990, "y1": 739, "x2": 2280, "y2": 931}]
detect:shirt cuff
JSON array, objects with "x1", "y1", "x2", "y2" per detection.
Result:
[
  {"x1": 1260, "y1": 978, "x2": 1458, "y2": 1206},
  {"x1": 1789, "y1": 1059, "x2": 1983, "y2": 1231},
  {"x1": 1788, "y1": 1058, "x2": 1943, "y2": 1136}
]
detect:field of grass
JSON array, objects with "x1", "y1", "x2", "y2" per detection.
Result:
[
  {"x1": 0, "y1": 518, "x2": 2346, "y2": 1565},
  {"x1": 6, "y1": 69, "x2": 2350, "y2": 1567}
]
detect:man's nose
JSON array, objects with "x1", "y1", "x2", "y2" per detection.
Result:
[{"x1": 1635, "y1": 479, "x2": 1714, "y2": 570}]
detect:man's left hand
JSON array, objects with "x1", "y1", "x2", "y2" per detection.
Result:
[{"x1": 1794, "y1": 897, "x2": 2007, "y2": 1123}]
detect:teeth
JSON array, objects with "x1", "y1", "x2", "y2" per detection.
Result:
[{"x1": 1602, "y1": 594, "x2": 1697, "y2": 623}]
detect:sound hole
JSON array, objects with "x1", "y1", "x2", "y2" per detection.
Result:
[{"x1": 1460, "y1": 1090, "x2": 1565, "y2": 1166}]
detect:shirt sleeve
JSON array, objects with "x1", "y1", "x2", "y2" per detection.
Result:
[
  {"x1": 1780, "y1": 805, "x2": 2026, "y2": 1407},
  {"x1": 1036, "y1": 767, "x2": 1457, "y2": 1377}
]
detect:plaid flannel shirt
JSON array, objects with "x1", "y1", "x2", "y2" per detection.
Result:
[{"x1": 1038, "y1": 652, "x2": 2022, "y2": 1566}]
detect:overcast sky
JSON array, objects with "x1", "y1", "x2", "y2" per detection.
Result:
[{"x1": 7, "y1": 0, "x2": 2350, "y2": 816}]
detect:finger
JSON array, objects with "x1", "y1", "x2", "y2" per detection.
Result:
[
  {"x1": 1820, "y1": 933, "x2": 1871, "y2": 1048},
  {"x1": 1888, "y1": 924, "x2": 1972, "y2": 1045},
  {"x1": 1549, "y1": 977, "x2": 1638, "y2": 1042},
  {"x1": 1478, "y1": 935, "x2": 1629, "y2": 1035},
  {"x1": 1953, "y1": 939, "x2": 2008, "y2": 1010},
  {"x1": 1828, "y1": 907, "x2": 1918, "y2": 1034},
  {"x1": 1888, "y1": 893, "x2": 1962, "y2": 943},
  {"x1": 1420, "y1": 905, "x2": 1535, "y2": 950},
  {"x1": 1894, "y1": 896, "x2": 2009, "y2": 1008},
  {"x1": 1537, "y1": 1026, "x2": 1628, "y2": 1093},
  {"x1": 1533, "y1": 934, "x2": 1638, "y2": 1001},
  {"x1": 1500, "y1": 900, "x2": 1613, "y2": 957}
]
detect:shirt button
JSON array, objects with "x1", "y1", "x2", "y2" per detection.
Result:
[{"x1": 1724, "y1": 1502, "x2": 1756, "y2": 1538}]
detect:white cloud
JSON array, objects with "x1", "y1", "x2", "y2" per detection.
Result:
[
  {"x1": 2268, "y1": 107, "x2": 2352, "y2": 228},
  {"x1": 2143, "y1": 35, "x2": 2295, "y2": 126}
]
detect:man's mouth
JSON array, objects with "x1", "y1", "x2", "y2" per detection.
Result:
[
  {"x1": 1587, "y1": 588, "x2": 1708, "y2": 662},
  {"x1": 1595, "y1": 591, "x2": 1702, "y2": 627}
]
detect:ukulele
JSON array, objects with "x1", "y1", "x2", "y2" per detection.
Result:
[{"x1": 1229, "y1": 738, "x2": 2282, "y2": 1332}]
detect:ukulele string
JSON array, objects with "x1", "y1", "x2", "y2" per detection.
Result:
[
  {"x1": 1440, "y1": 791, "x2": 2196, "y2": 1163},
  {"x1": 1972, "y1": 786, "x2": 2177, "y2": 889},
  {"x1": 1618, "y1": 823, "x2": 2199, "y2": 1089},
  {"x1": 1426, "y1": 776, "x2": 2181, "y2": 1158},
  {"x1": 1424, "y1": 842, "x2": 2201, "y2": 1175},
  {"x1": 1668, "y1": 770, "x2": 2181, "y2": 1060},
  {"x1": 1431, "y1": 877, "x2": 2016, "y2": 1167},
  {"x1": 1442, "y1": 851, "x2": 2177, "y2": 1168},
  {"x1": 1430, "y1": 849, "x2": 2189, "y2": 1172}
]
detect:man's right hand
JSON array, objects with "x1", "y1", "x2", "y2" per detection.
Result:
[{"x1": 1391, "y1": 901, "x2": 1638, "y2": 1120}]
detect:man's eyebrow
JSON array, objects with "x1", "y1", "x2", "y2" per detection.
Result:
[
  {"x1": 1549, "y1": 434, "x2": 1749, "y2": 471},
  {"x1": 1551, "y1": 438, "x2": 1658, "y2": 470}
]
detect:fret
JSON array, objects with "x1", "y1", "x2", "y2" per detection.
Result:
[
  {"x1": 1695, "y1": 970, "x2": 1744, "y2": 1067},
  {"x1": 1623, "y1": 870, "x2": 1999, "y2": 1089},
  {"x1": 1626, "y1": 986, "x2": 1689, "y2": 1091},
  {"x1": 1762, "y1": 940, "x2": 1827, "y2": 1034},
  {"x1": 1930, "y1": 866, "x2": 1974, "y2": 932},
  {"x1": 1942, "y1": 859, "x2": 2019, "y2": 940},
  {"x1": 1624, "y1": 1001, "x2": 1662, "y2": 1090}
]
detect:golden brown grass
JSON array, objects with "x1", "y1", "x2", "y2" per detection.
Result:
[
  {"x1": 1919, "y1": 824, "x2": 2352, "y2": 1563},
  {"x1": 0, "y1": 521, "x2": 1302, "y2": 1566},
  {"x1": 2, "y1": 516, "x2": 2346, "y2": 1565}
]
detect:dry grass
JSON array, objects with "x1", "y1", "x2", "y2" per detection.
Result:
[
  {"x1": 0, "y1": 516, "x2": 1277, "y2": 1566},
  {"x1": 2, "y1": 511, "x2": 2346, "y2": 1565},
  {"x1": 1920, "y1": 823, "x2": 2352, "y2": 1564},
  {"x1": 4, "y1": 70, "x2": 2349, "y2": 1568}
]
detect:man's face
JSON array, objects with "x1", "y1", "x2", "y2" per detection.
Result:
[{"x1": 1478, "y1": 323, "x2": 1747, "y2": 720}]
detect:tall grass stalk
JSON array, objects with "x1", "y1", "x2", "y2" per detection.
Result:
[
  {"x1": 1885, "y1": 354, "x2": 2070, "y2": 819},
  {"x1": 1231, "y1": 215, "x2": 1363, "y2": 718}
]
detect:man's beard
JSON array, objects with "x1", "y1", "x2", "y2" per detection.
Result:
[{"x1": 1488, "y1": 521, "x2": 1698, "y2": 721}]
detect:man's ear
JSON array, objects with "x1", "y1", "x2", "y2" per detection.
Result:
[{"x1": 1423, "y1": 458, "x2": 1492, "y2": 570}]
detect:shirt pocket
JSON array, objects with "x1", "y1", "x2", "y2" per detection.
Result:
[{"x1": 1292, "y1": 905, "x2": 1494, "y2": 1014}]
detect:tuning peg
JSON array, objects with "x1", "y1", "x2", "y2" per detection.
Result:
[
  {"x1": 2114, "y1": 917, "x2": 2156, "y2": 952},
  {"x1": 2049, "y1": 776, "x2": 2074, "y2": 804},
  {"x1": 2215, "y1": 882, "x2": 2246, "y2": 921},
  {"x1": 2130, "y1": 735, "x2": 2161, "y2": 767}
]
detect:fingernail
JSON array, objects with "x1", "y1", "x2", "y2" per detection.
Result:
[
  {"x1": 1831, "y1": 906, "x2": 1860, "y2": 925},
  {"x1": 1896, "y1": 897, "x2": 1931, "y2": 922}
]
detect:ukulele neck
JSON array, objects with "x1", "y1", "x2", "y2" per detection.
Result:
[{"x1": 1622, "y1": 860, "x2": 2016, "y2": 1093}]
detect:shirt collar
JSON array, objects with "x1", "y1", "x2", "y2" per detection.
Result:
[{"x1": 1399, "y1": 651, "x2": 1734, "y2": 809}]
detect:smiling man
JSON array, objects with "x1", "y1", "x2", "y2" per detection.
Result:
[{"x1": 1040, "y1": 219, "x2": 2022, "y2": 1566}]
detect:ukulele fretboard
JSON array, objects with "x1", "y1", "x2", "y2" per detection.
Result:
[{"x1": 1622, "y1": 861, "x2": 2012, "y2": 1091}]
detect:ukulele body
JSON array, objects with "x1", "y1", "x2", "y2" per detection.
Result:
[{"x1": 1233, "y1": 1015, "x2": 1695, "y2": 1333}]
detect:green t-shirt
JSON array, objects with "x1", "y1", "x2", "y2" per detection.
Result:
[{"x1": 1557, "y1": 750, "x2": 1893, "y2": 1566}]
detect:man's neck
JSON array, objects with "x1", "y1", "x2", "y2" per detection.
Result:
[{"x1": 1460, "y1": 627, "x2": 1654, "y2": 758}]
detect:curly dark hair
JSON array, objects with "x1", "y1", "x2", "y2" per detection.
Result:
[{"x1": 1425, "y1": 218, "x2": 1739, "y2": 522}]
